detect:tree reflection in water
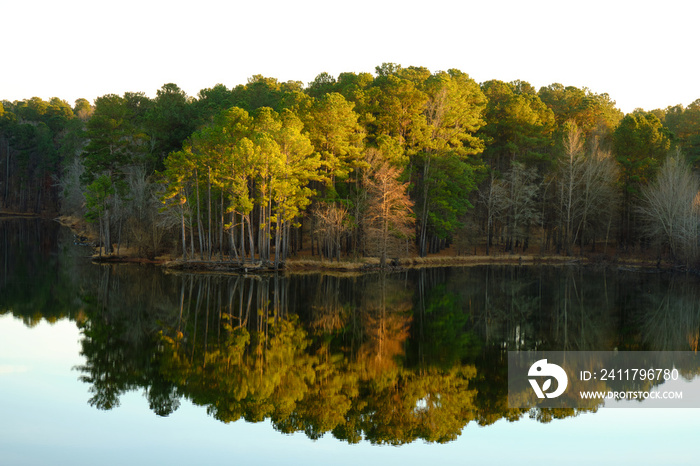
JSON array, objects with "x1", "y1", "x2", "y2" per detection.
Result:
[
  {"x1": 65, "y1": 267, "x2": 700, "y2": 443},
  {"x1": 3, "y1": 224, "x2": 700, "y2": 444}
]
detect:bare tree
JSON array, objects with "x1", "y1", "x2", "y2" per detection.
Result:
[
  {"x1": 558, "y1": 121, "x2": 586, "y2": 255},
  {"x1": 555, "y1": 122, "x2": 619, "y2": 255},
  {"x1": 503, "y1": 161, "x2": 540, "y2": 253},
  {"x1": 57, "y1": 157, "x2": 86, "y2": 217},
  {"x1": 125, "y1": 166, "x2": 175, "y2": 259},
  {"x1": 363, "y1": 149, "x2": 415, "y2": 266},
  {"x1": 639, "y1": 152, "x2": 700, "y2": 264},
  {"x1": 313, "y1": 202, "x2": 349, "y2": 262},
  {"x1": 573, "y1": 141, "x2": 619, "y2": 254},
  {"x1": 478, "y1": 171, "x2": 507, "y2": 255}
]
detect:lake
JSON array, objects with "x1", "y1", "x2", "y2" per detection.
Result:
[{"x1": 1, "y1": 218, "x2": 698, "y2": 465}]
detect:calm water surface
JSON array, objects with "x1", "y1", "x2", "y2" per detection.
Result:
[{"x1": 1, "y1": 219, "x2": 699, "y2": 465}]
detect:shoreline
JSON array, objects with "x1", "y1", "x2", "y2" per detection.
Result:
[
  {"x1": 96, "y1": 252, "x2": 674, "y2": 276},
  {"x1": 42, "y1": 214, "x2": 692, "y2": 275},
  {"x1": 0, "y1": 212, "x2": 44, "y2": 220}
]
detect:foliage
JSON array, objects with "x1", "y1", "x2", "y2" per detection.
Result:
[
  {"x1": 613, "y1": 112, "x2": 672, "y2": 196},
  {"x1": 4, "y1": 64, "x2": 700, "y2": 262},
  {"x1": 662, "y1": 100, "x2": 700, "y2": 168},
  {"x1": 480, "y1": 79, "x2": 555, "y2": 173},
  {"x1": 612, "y1": 111, "x2": 673, "y2": 245}
]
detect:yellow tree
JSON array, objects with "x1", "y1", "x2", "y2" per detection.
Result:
[
  {"x1": 161, "y1": 148, "x2": 195, "y2": 260},
  {"x1": 303, "y1": 92, "x2": 365, "y2": 192},
  {"x1": 269, "y1": 109, "x2": 321, "y2": 267}
]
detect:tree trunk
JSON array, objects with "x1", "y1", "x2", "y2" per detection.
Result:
[
  {"x1": 258, "y1": 203, "x2": 264, "y2": 260},
  {"x1": 207, "y1": 165, "x2": 212, "y2": 261},
  {"x1": 104, "y1": 206, "x2": 112, "y2": 255},
  {"x1": 274, "y1": 217, "x2": 282, "y2": 269},
  {"x1": 240, "y1": 212, "x2": 246, "y2": 263},
  {"x1": 247, "y1": 214, "x2": 255, "y2": 262},
  {"x1": 98, "y1": 214, "x2": 103, "y2": 258},
  {"x1": 219, "y1": 190, "x2": 224, "y2": 261},
  {"x1": 4, "y1": 141, "x2": 10, "y2": 208},
  {"x1": 195, "y1": 169, "x2": 204, "y2": 260},
  {"x1": 189, "y1": 209, "x2": 195, "y2": 262},
  {"x1": 117, "y1": 213, "x2": 122, "y2": 255},
  {"x1": 181, "y1": 201, "x2": 187, "y2": 260},
  {"x1": 229, "y1": 211, "x2": 239, "y2": 262},
  {"x1": 419, "y1": 156, "x2": 431, "y2": 257}
]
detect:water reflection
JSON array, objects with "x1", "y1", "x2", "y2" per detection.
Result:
[
  {"x1": 3, "y1": 219, "x2": 700, "y2": 444},
  {"x1": 0, "y1": 219, "x2": 80, "y2": 324},
  {"x1": 70, "y1": 267, "x2": 700, "y2": 443}
]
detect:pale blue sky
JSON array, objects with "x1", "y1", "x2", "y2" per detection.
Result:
[{"x1": 2, "y1": 0, "x2": 699, "y2": 114}]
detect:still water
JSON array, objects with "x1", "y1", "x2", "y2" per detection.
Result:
[{"x1": 1, "y1": 219, "x2": 698, "y2": 465}]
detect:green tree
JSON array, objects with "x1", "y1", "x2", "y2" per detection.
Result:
[
  {"x1": 663, "y1": 100, "x2": 700, "y2": 168},
  {"x1": 538, "y1": 83, "x2": 622, "y2": 140},
  {"x1": 15, "y1": 97, "x2": 48, "y2": 121},
  {"x1": 365, "y1": 64, "x2": 428, "y2": 148},
  {"x1": 307, "y1": 72, "x2": 337, "y2": 98},
  {"x1": 360, "y1": 65, "x2": 487, "y2": 256},
  {"x1": 613, "y1": 112, "x2": 672, "y2": 245},
  {"x1": 193, "y1": 83, "x2": 235, "y2": 126},
  {"x1": 45, "y1": 97, "x2": 74, "y2": 132},
  {"x1": 413, "y1": 69, "x2": 487, "y2": 256},
  {"x1": 146, "y1": 84, "x2": 194, "y2": 169},
  {"x1": 268, "y1": 109, "x2": 321, "y2": 267},
  {"x1": 480, "y1": 80, "x2": 555, "y2": 173},
  {"x1": 162, "y1": 105, "x2": 321, "y2": 264},
  {"x1": 73, "y1": 98, "x2": 93, "y2": 120},
  {"x1": 333, "y1": 71, "x2": 374, "y2": 128},
  {"x1": 303, "y1": 92, "x2": 365, "y2": 190},
  {"x1": 82, "y1": 93, "x2": 150, "y2": 253},
  {"x1": 85, "y1": 174, "x2": 115, "y2": 257},
  {"x1": 232, "y1": 75, "x2": 283, "y2": 112}
]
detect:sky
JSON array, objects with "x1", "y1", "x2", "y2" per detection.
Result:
[{"x1": 2, "y1": 0, "x2": 699, "y2": 114}]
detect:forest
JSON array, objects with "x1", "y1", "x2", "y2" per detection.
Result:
[{"x1": 2, "y1": 63, "x2": 700, "y2": 267}]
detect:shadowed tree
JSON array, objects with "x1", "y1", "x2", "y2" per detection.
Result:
[
  {"x1": 146, "y1": 83, "x2": 194, "y2": 170},
  {"x1": 82, "y1": 93, "x2": 150, "y2": 253}
]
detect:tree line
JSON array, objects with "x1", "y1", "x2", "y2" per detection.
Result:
[{"x1": 2, "y1": 64, "x2": 700, "y2": 265}]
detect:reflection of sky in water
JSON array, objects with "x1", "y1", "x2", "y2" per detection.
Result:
[
  {"x1": 603, "y1": 375, "x2": 700, "y2": 409},
  {"x1": 1, "y1": 315, "x2": 696, "y2": 465}
]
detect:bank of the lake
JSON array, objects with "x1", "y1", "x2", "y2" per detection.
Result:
[{"x1": 56, "y1": 214, "x2": 686, "y2": 275}]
